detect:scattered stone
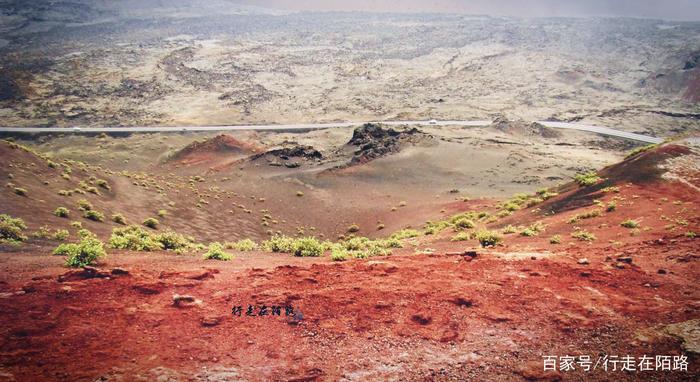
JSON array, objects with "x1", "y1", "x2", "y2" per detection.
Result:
[
  {"x1": 617, "y1": 256, "x2": 633, "y2": 264},
  {"x1": 577, "y1": 258, "x2": 590, "y2": 265},
  {"x1": 657, "y1": 269, "x2": 667, "y2": 275},
  {"x1": 450, "y1": 297, "x2": 474, "y2": 308},
  {"x1": 516, "y1": 361, "x2": 562, "y2": 381},
  {"x1": 201, "y1": 315, "x2": 222, "y2": 327},
  {"x1": 614, "y1": 263, "x2": 626, "y2": 269},
  {"x1": 287, "y1": 311, "x2": 304, "y2": 325},
  {"x1": 111, "y1": 268, "x2": 129, "y2": 276},
  {"x1": 664, "y1": 319, "x2": 700, "y2": 354},
  {"x1": 411, "y1": 314, "x2": 432, "y2": 325},
  {"x1": 58, "y1": 266, "x2": 111, "y2": 282},
  {"x1": 172, "y1": 294, "x2": 198, "y2": 307},
  {"x1": 579, "y1": 271, "x2": 592, "y2": 277}
]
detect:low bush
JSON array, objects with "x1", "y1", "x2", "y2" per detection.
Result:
[
  {"x1": 569, "y1": 209, "x2": 601, "y2": 224},
  {"x1": 347, "y1": 224, "x2": 360, "y2": 233},
  {"x1": 262, "y1": 235, "x2": 296, "y2": 253},
  {"x1": 0, "y1": 214, "x2": 27, "y2": 244},
  {"x1": 574, "y1": 171, "x2": 601, "y2": 187},
  {"x1": 330, "y1": 247, "x2": 348, "y2": 261},
  {"x1": 625, "y1": 144, "x2": 657, "y2": 159},
  {"x1": 155, "y1": 230, "x2": 193, "y2": 251},
  {"x1": 391, "y1": 229, "x2": 420, "y2": 240},
  {"x1": 96, "y1": 179, "x2": 110, "y2": 190},
  {"x1": 520, "y1": 222, "x2": 545, "y2": 237},
  {"x1": 54, "y1": 207, "x2": 70, "y2": 218},
  {"x1": 451, "y1": 231, "x2": 474, "y2": 242},
  {"x1": 84, "y1": 210, "x2": 104, "y2": 222},
  {"x1": 225, "y1": 238, "x2": 258, "y2": 251},
  {"x1": 453, "y1": 218, "x2": 475, "y2": 230},
  {"x1": 112, "y1": 213, "x2": 126, "y2": 225},
  {"x1": 53, "y1": 229, "x2": 69, "y2": 241},
  {"x1": 571, "y1": 230, "x2": 596, "y2": 241},
  {"x1": 475, "y1": 230, "x2": 503, "y2": 247},
  {"x1": 620, "y1": 219, "x2": 640, "y2": 229},
  {"x1": 13, "y1": 187, "x2": 27, "y2": 196},
  {"x1": 292, "y1": 237, "x2": 324, "y2": 257},
  {"x1": 143, "y1": 217, "x2": 159, "y2": 229},
  {"x1": 549, "y1": 235, "x2": 561, "y2": 244},
  {"x1": 109, "y1": 225, "x2": 162, "y2": 251},
  {"x1": 203, "y1": 242, "x2": 232, "y2": 261},
  {"x1": 502, "y1": 225, "x2": 518, "y2": 234},
  {"x1": 77, "y1": 199, "x2": 93, "y2": 211},
  {"x1": 54, "y1": 230, "x2": 106, "y2": 268}
]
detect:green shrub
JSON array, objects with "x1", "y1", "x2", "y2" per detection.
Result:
[
  {"x1": 620, "y1": 219, "x2": 640, "y2": 229},
  {"x1": 203, "y1": 242, "x2": 232, "y2": 261},
  {"x1": 70, "y1": 221, "x2": 82, "y2": 229},
  {"x1": 574, "y1": 171, "x2": 601, "y2": 187},
  {"x1": 347, "y1": 224, "x2": 360, "y2": 233},
  {"x1": 155, "y1": 231, "x2": 193, "y2": 251},
  {"x1": 96, "y1": 179, "x2": 110, "y2": 190},
  {"x1": 340, "y1": 236, "x2": 393, "y2": 257},
  {"x1": 520, "y1": 222, "x2": 545, "y2": 237},
  {"x1": 451, "y1": 231, "x2": 473, "y2": 242},
  {"x1": 77, "y1": 199, "x2": 93, "y2": 211},
  {"x1": 331, "y1": 247, "x2": 348, "y2": 261},
  {"x1": 606, "y1": 202, "x2": 617, "y2": 212},
  {"x1": 453, "y1": 218, "x2": 475, "y2": 230},
  {"x1": 13, "y1": 187, "x2": 27, "y2": 196},
  {"x1": 112, "y1": 213, "x2": 126, "y2": 225},
  {"x1": 424, "y1": 220, "x2": 450, "y2": 235},
  {"x1": 54, "y1": 230, "x2": 106, "y2": 268},
  {"x1": 296, "y1": 191, "x2": 304, "y2": 197},
  {"x1": 571, "y1": 230, "x2": 596, "y2": 241},
  {"x1": 262, "y1": 235, "x2": 296, "y2": 253},
  {"x1": 55, "y1": 207, "x2": 70, "y2": 218},
  {"x1": 391, "y1": 229, "x2": 420, "y2": 240},
  {"x1": 58, "y1": 189, "x2": 72, "y2": 196},
  {"x1": 549, "y1": 235, "x2": 561, "y2": 244},
  {"x1": 502, "y1": 225, "x2": 517, "y2": 234},
  {"x1": 601, "y1": 186, "x2": 620, "y2": 193},
  {"x1": 292, "y1": 237, "x2": 324, "y2": 257},
  {"x1": 109, "y1": 225, "x2": 162, "y2": 251},
  {"x1": 143, "y1": 217, "x2": 159, "y2": 229},
  {"x1": 685, "y1": 231, "x2": 697, "y2": 238},
  {"x1": 157, "y1": 209, "x2": 167, "y2": 218},
  {"x1": 475, "y1": 230, "x2": 503, "y2": 247},
  {"x1": 225, "y1": 238, "x2": 258, "y2": 251},
  {"x1": 32, "y1": 226, "x2": 52, "y2": 239},
  {"x1": 625, "y1": 144, "x2": 657, "y2": 159},
  {"x1": 53, "y1": 229, "x2": 69, "y2": 241},
  {"x1": 569, "y1": 209, "x2": 602, "y2": 224},
  {"x1": 84, "y1": 210, "x2": 104, "y2": 222},
  {"x1": 0, "y1": 214, "x2": 27, "y2": 243}
]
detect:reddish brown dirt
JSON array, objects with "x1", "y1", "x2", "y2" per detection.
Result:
[
  {"x1": 169, "y1": 134, "x2": 262, "y2": 166},
  {"x1": 0, "y1": 237, "x2": 697, "y2": 381},
  {"x1": 1, "y1": 141, "x2": 698, "y2": 381}
]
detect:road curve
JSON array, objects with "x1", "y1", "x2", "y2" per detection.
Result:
[{"x1": 0, "y1": 120, "x2": 662, "y2": 144}]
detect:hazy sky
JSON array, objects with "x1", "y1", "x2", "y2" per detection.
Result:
[{"x1": 238, "y1": 0, "x2": 700, "y2": 21}]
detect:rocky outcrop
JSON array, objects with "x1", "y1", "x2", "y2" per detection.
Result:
[{"x1": 346, "y1": 123, "x2": 432, "y2": 165}]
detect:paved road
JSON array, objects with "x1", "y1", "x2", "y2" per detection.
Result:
[{"x1": 0, "y1": 120, "x2": 663, "y2": 144}]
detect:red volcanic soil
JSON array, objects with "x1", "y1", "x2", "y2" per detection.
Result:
[
  {"x1": 169, "y1": 134, "x2": 261, "y2": 166},
  {"x1": 0, "y1": 142, "x2": 698, "y2": 381}
]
